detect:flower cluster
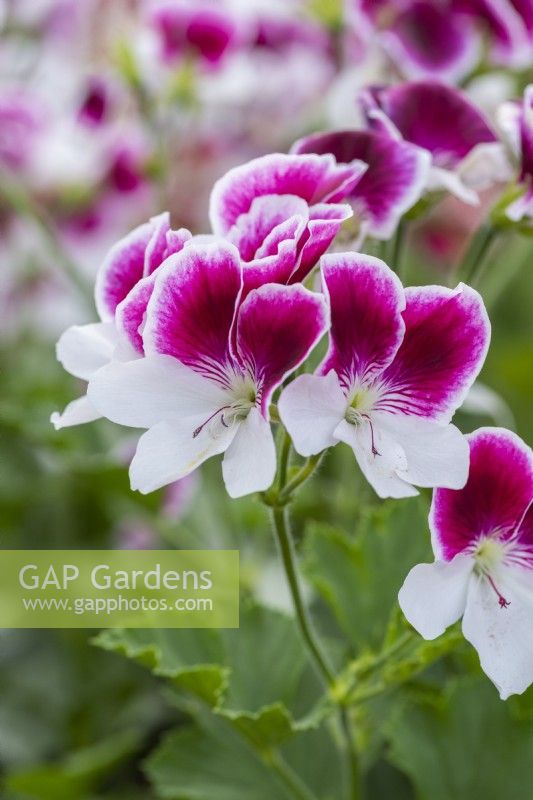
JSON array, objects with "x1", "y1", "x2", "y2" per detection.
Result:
[{"x1": 53, "y1": 77, "x2": 532, "y2": 698}]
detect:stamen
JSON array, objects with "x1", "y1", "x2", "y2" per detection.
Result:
[
  {"x1": 362, "y1": 414, "x2": 380, "y2": 456},
  {"x1": 192, "y1": 406, "x2": 230, "y2": 438},
  {"x1": 486, "y1": 575, "x2": 510, "y2": 609}
]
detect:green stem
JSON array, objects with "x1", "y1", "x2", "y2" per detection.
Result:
[
  {"x1": 0, "y1": 165, "x2": 94, "y2": 311},
  {"x1": 460, "y1": 223, "x2": 499, "y2": 287},
  {"x1": 391, "y1": 219, "x2": 408, "y2": 281},
  {"x1": 278, "y1": 431, "x2": 292, "y2": 490},
  {"x1": 268, "y1": 750, "x2": 321, "y2": 800},
  {"x1": 279, "y1": 453, "x2": 324, "y2": 504}
]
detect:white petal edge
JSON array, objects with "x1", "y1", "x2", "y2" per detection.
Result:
[
  {"x1": 222, "y1": 407, "x2": 276, "y2": 498},
  {"x1": 51, "y1": 396, "x2": 102, "y2": 430},
  {"x1": 278, "y1": 371, "x2": 346, "y2": 457},
  {"x1": 398, "y1": 554, "x2": 473, "y2": 640},
  {"x1": 56, "y1": 322, "x2": 118, "y2": 381}
]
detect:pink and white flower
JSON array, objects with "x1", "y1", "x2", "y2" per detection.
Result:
[
  {"x1": 279, "y1": 253, "x2": 490, "y2": 499},
  {"x1": 362, "y1": 80, "x2": 509, "y2": 205},
  {"x1": 87, "y1": 241, "x2": 328, "y2": 497},
  {"x1": 52, "y1": 213, "x2": 191, "y2": 428},
  {"x1": 399, "y1": 427, "x2": 533, "y2": 699},
  {"x1": 149, "y1": 0, "x2": 238, "y2": 66},
  {"x1": 209, "y1": 153, "x2": 366, "y2": 292},
  {"x1": 291, "y1": 129, "x2": 430, "y2": 240},
  {"x1": 498, "y1": 84, "x2": 533, "y2": 222}
]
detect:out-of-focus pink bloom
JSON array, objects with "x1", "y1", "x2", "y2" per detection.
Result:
[
  {"x1": 77, "y1": 76, "x2": 111, "y2": 128},
  {"x1": 163, "y1": 473, "x2": 200, "y2": 520},
  {"x1": 150, "y1": 0, "x2": 238, "y2": 66},
  {"x1": 0, "y1": 92, "x2": 43, "y2": 171},
  {"x1": 498, "y1": 84, "x2": 533, "y2": 221}
]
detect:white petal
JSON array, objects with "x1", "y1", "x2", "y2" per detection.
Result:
[
  {"x1": 398, "y1": 555, "x2": 473, "y2": 640},
  {"x1": 458, "y1": 142, "x2": 513, "y2": 192},
  {"x1": 50, "y1": 396, "x2": 101, "y2": 429},
  {"x1": 56, "y1": 322, "x2": 117, "y2": 380},
  {"x1": 278, "y1": 371, "x2": 346, "y2": 457},
  {"x1": 461, "y1": 381, "x2": 515, "y2": 429},
  {"x1": 462, "y1": 567, "x2": 533, "y2": 699},
  {"x1": 334, "y1": 418, "x2": 418, "y2": 499},
  {"x1": 222, "y1": 407, "x2": 276, "y2": 498},
  {"x1": 88, "y1": 355, "x2": 230, "y2": 429},
  {"x1": 130, "y1": 419, "x2": 236, "y2": 494},
  {"x1": 426, "y1": 166, "x2": 479, "y2": 205},
  {"x1": 373, "y1": 412, "x2": 469, "y2": 490}
]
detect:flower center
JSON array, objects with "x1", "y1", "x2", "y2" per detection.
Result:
[
  {"x1": 473, "y1": 537, "x2": 510, "y2": 609},
  {"x1": 192, "y1": 381, "x2": 257, "y2": 439},
  {"x1": 344, "y1": 387, "x2": 381, "y2": 456}
]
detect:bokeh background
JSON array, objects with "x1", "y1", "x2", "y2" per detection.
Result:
[{"x1": 1, "y1": 1, "x2": 532, "y2": 798}]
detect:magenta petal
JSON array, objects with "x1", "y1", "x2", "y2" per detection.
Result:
[
  {"x1": 372, "y1": 81, "x2": 497, "y2": 168},
  {"x1": 431, "y1": 428, "x2": 533, "y2": 560},
  {"x1": 143, "y1": 241, "x2": 242, "y2": 385},
  {"x1": 319, "y1": 253, "x2": 405, "y2": 391},
  {"x1": 453, "y1": 0, "x2": 529, "y2": 62},
  {"x1": 293, "y1": 130, "x2": 428, "y2": 238},
  {"x1": 115, "y1": 275, "x2": 156, "y2": 354},
  {"x1": 378, "y1": 283, "x2": 490, "y2": 422},
  {"x1": 152, "y1": 3, "x2": 236, "y2": 64},
  {"x1": 291, "y1": 203, "x2": 353, "y2": 283},
  {"x1": 209, "y1": 153, "x2": 366, "y2": 235},
  {"x1": 95, "y1": 221, "x2": 154, "y2": 321},
  {"x1": 383, "y1": 1, "x2": 480, "y2": 80},
  {"x1": 236, "y1": 284, "x2": 328, "y2": 412},
  {"x1": 144, "y1": 212, "x2": 191, "y2": 277},
  {"x1": 519, "y1": 85, "x2": 533, "y2": 183}
]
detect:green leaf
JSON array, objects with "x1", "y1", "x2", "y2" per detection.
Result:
[
  {"x1": 303, "y1": 497, "x2": 431, "y2": 651},
  {"x1": 387, "y1": 678, "x2": 533, "y2": 800}
]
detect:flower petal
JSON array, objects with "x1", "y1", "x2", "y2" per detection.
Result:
[
  {"x1": 278, "y1": 371, "x2": 347, "y2": 456},
  {"x1": 292, "y1": 202, "x2": 354, "y2": 281},
  {"x1": 236, "y1": 283, "x2": 329, "y2": 411},
  {"x1": 398, "y1": 554, "x2": 473, "y2": 639},
  {"x1": 335, "y1": 418, "x2": 418, "y2": 499},
  {"x1": 377, "y1": 283, "x2": 490, "y2": 423},
  {"x1": 88, "y1": 355, "x2": 230, "y2": 429},
  {"x1": 130, "y1": 419, "x2": 236, "y2": 494},
  {"x1": 143, "y1": 241, "x2": 242, "y2": 386},
  {"x1": 293, "y1": 129, "x2": 429, "y2": 239},
  {"x1": 430, "y1": 427, "x2": 533, "y2": 560},
  {"x1": 115, "y1": 275, "x2": 156, "y2": 354},
  {"x1": 373, "y1": 412, "x2": 470, "y2": 490},
  {"x1": 371, "y1": 81, "x2": 497, "y2": 168},
  {"x1": 51, "y1": 396, "x2": 102, "y2": 430},
  {"x1": 95, "y1": 221, "x2": 154, "y2": 321},
  {"x1": 320, "y1": 253, "x2": 405, "y2": 390},
  {"x1": 462, "y1": 566, "x2": 533, "y2": 699},
  {"x1": 56, "y1": 322, "x2": 118, "y2": 381},
  {"x1": 144, "y1": 212, "x2": 191, "y2": 277},
  {"x1": 383, "y1": 1, "x2": 480, "y2": 82},
  {"x1": 209, "y1": 153, "x2": 366, "y2": 235},
  {"x1": 222, "y1": 407, "x2": 277, "y2": 497}
]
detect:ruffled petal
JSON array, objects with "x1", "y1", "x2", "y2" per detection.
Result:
[
  {"x1": 377, "y1": 283, "x2": 490, "y2": 423},
  {"x1": 88, "y1": 355, "x2": 231, "y2": 429},
  {"x1": 320, "y1": 253, "x2": 405, "y2": 390},
  {"x1": 292, "y1": 202, "x2": 354, "y2": 281},
  {"x1": 278, "y1": 371, "x2": 347, "y2": 456},
  {"x1": 383, "y1": 1, "x2": 480, "y2": 82},
  {"x1": 56, "y1": 322, "x2": 118, "y2": 381},
  {"x1": 143, "y1": 241, "x2": 242, "y2": 386},
  {"x1": 373, "y1": 412, "x2": 470, "y2": 489},
  {"x1": 144, "y1": 212, "x2": 191, "y2": 276},
  {"x1": 462, "y1": 565, "x2": 533, "y2": 699},
  {"x1": 371, "y1": 81, "x2": 497, "y2": 168},
  {"x1": 398, "y1": 554, "x2": 473, "y2": 639},
  {"x1": 293, "y1": 129, "x2": 429, "y2": 239},
  {"x1": 115, "y1": 275, "x2": 156, "y2": 354},
  {"x1": 222, "y1": 407, "x2": 277, "y2": 497},
  {"x1": 235, "y1": 284, "x2": 329, "y2": 411},
  {"x1": 209, "y1": 153, "x2": 366, "y2": 235},
  {"x1": 430, "y1": 427, "x2": 533, "y2": 560},
  {"x1": 130, "y1": 418, "x2": 236, "y2": 494}
]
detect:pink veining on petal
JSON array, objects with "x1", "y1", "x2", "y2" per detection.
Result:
[
  {"x1": 319, "y1": 253, "x2": 406, "y2": 391},
  {"x1": 430, "y1": 427, "x2": 533, "y2": 560},
  {"x1": 235, "y1": 284, "x2": 329, "y2": 413},
  {"x1": 143, "y1": 242, "x2": 243, "y2": 386},
  {"x1": 377, "y1": 284, "x2": 490, "y2": 422}
]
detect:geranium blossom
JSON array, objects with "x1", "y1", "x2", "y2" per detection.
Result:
[
  {"x1": 361, "y1": 80, "x2": 510, "y2": 205},
  {"x1": 209, "y1": 153, "x2": 366, "y2": 292},
  {"x1": 88, "y1": 241, "x2": 328, "y2": 497},
  {"x1": 498, "y1": 84, "x2": 533, "y2": 221},
  {"x1": 291, "y1": 129, "x2": 430, "y2": 240},
  {"x1": 279, "y1": 253, "x2": 490, "y2": 498},
  {"x1": 51, "y1": 213, "x2": 191, "y2": 428},
  {"x1": 399, "y1": 427, "x2": 533, "y2": 699}
]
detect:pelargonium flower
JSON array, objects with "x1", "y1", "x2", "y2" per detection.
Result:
[
  {"x1": 209, "y1": 153, "x2": 366, "y2": 292},
  {"x1": 150, "y1": 0, "x2": 238, "y2": 66},
  {"x1": 279, "y1": 253, "x2": 490, "y2": 499},
  {"x1": 399, "y1": 427, "x2": 533, "y2": 699},
  {"x1": 498, "y1": 84, "x2": 533, "y2": 221},
  {"x1": 361, "y1": 80, "x2": 509, "y2": 205},
  {"x1": 52, "y1": 213, "x2": 191, "y2": 428},
  {"x1": 88, "y1": 241, "x2": 328, "y2": 498},
  {"x1": 291, "y1": 129, "x2": 430, "y2": 241}
]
